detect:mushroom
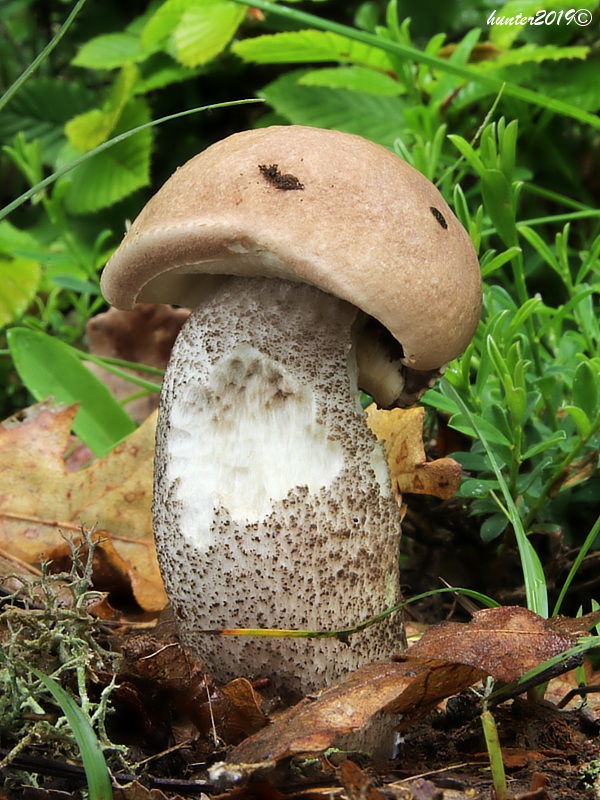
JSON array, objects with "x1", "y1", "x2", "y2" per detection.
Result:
[{"x1": 101, "y1": 126, "x2": 481, "y2": 701}]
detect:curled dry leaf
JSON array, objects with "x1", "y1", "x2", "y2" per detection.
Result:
[
  {"x1": 404, "y1": 606, "x2": 579, "y2": 686},
  {"x1": 120, "y1": 632, "x2": 268, "y2": 746},
  {"x1": 365, "y1": 405, "x2": 462, "y2": 500},
  {"x1": 221, "y1": 606, "x2": 584, "y2": 779},
  {"x1": 0, "y1": 401, "x2": 165, "y2": 612},
  {"x1": 223, "y1": 659, "x2": 482, "y2": 769}
]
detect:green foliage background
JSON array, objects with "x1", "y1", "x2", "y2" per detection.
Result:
[{"x1": 0, "y1": 0, "x2": 599, "y2": 607}]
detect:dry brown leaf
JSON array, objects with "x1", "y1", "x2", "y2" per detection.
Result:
[
  {"x1": 365, "y1": 405, "x2": 462, "y2": 500},
  {"x1": 549, "y1": 450, "x2": 599, "y2": 496},
  {"x1": 86, "y1": 304, "x2": 188, "y2": 423},
  {"x1": 225, "y1": 659, "x2": 482, "y2": 767},
  {"x1": 0, "y1": 401, "x2": 165, "y2": 611},
  {"x1": 224, "y1": 606, "x2": 583, "y2": 774},
  {"x1": 120, "y1": 633, "x2": 268, "y2": 746},
  {"x1": 113, "y1": 781, "x2": 185, "y2": 800},
  {"x1": 340, "y1": 760, "x2": 387, "y2": 800},
  {"x1": 405, "y1": 606, "x2": 578, "y2": 686}
]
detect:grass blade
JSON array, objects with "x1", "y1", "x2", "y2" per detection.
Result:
[
  {"x1": 7, "y1": 327, "x2": 136, "y2": 456},
  {"x1": 443, "y1": 381, "x2": 548, "y2": 617},
  {"x1": 0, "y1": 0, "x2": 88, "y2": 114},
  {"x1": 30, "y1": 668, "x2": 113, "y2": 800}
]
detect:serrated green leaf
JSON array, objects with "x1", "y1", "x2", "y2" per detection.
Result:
[
  {"x1": 60, "y1": 98, "x2": 152, "y2": 214},
  {"x1": 136, "y1": 54, "x2": 202, "y2": 93},
  {"x1": 0, "y1": 258, "x2": 41, "y2": 327},
  {"x1": 232, "y1": 29, "x2": 392, "y2": 70},
  {"x1": 298, "y1": 66, "x2": 404, "y2": 95},
  {"x1": 142, "y1": 0, "x2": 195, "y2": 50},
  {"x1": 7, "y1": 328, "x2": 136, "y2": 457},
  {"x1": 261, "y1": 71, "x2": 406, "y2": 147},
  {"x1": 65, "y1": 64, "x2": 140, "y2": 152},
  {"x1": 480, "y1": 44, "x2": 589, "y2": 69},
  {"x1": 0, "y1": 220, "x2": 42, "y2": 259},
  {"x1": 572, "y1": 361, "x2": 599, "y2": 421},
  {"x1": 538, "y1": 59, "x2": 600, "y2": 112},
  {"x1": 174, "y1": 1, "x2": 246, "y2": 67},
  {"x1": 0, "y1": 78, "x2": 93, "y2": 164},
  {"x1": 73, "y1": 32, "x2": 145, "y2": 69}
]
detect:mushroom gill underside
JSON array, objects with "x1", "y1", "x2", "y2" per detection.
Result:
[{"x1": 153, "y1": 276, "x2": 405, "y2": 697}]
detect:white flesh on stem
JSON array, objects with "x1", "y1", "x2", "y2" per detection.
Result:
[{"x1": 154, "y1": 277, "x2": 404, "y2": 698}]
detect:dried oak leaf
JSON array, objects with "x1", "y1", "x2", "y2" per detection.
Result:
[
  {"x1": 0, "y1": 401, "x2": 165, "y2": 612},
  {"x1": 365, "y1": 405, "x2": 462, "y2": 500}
]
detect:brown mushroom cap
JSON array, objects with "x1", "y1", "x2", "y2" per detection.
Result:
[{"x1": 101, "y1": 125, "x2": 481, "y2": 371}]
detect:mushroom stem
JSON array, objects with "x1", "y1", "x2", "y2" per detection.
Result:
[{"x1": 154, "y1": 277, "x2": 404, "y2": 698}]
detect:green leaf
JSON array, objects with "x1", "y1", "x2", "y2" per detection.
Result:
[
  {"x1": 261, "y1": 71, "x2": 406, "y2": 147},
  {"x1": 298, "y1": 66, "x2": 404, "y2": 95},
  {"x1": 0, "y1": 78, "x2": 93, "y2": 165},
  {"x1": 572, "y1": 361, "x2": 598, "y2": 421},
  {"x1": 538, "y1": 59, "x2": 600, "y2": 113},
  {"x1": 563, "y1": 405, "x2": 591, "y2": 438},
  {"x1": 421, "y1": 388, "x2": 460, "y2": 415},
  {"x1": 460, "y1": 478, "x2": 500, "y2": 499},
  {"x1": 0, "y1": 220, "x2": 44, "y2": 260},
  {"x1": 480, "y1": 44, "x2": 589, "y2": 69},
  {"x1": 142, "y1": 0, "x2": 195, "y2": 49},
  {"x1": 480, "y1": 246, "x2": 522, "y2": 279},
  {"x1": 174, "y1": 1, "x2": 246, "y2": 67},
  {"x1": 0, "y1": 258, "x2": 41, "y2": 327},
  {"x1": 60, "y1": 97, "x2": 152, "y2": 213},
  {"x1": 73, "y1": 32, "x2": 145, "y2": 69},
  {"x1": 232, "y1": 29, "x2": 393, "y2": 70},
  {"x1": 65, "y1": 64, "x2": 140, "y2": 152},
  {"x1": 448, "y1": 411, "x2": 513, "y2": 446},
  {"x1": 448, "y1": 134, "x2": 485, "y2": 175},
  {"x1": 480, "y1": 513, "x2": 509, "y2": 543},
  {"x1": 482, "y1": 169, "x2": 517, "y2": 246},
  {"x1": 30, "y1": 669, "x2": 113, "y2": 800},
  {"x1": 7, "y1": 328, "x2": 136, "y2": 457},
  {"x1": 136, "y1": 55, "x2": 203, "y2": 93},
  {"x1": 521, "y1": 431, "x2": 566, "y2": 460}
]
